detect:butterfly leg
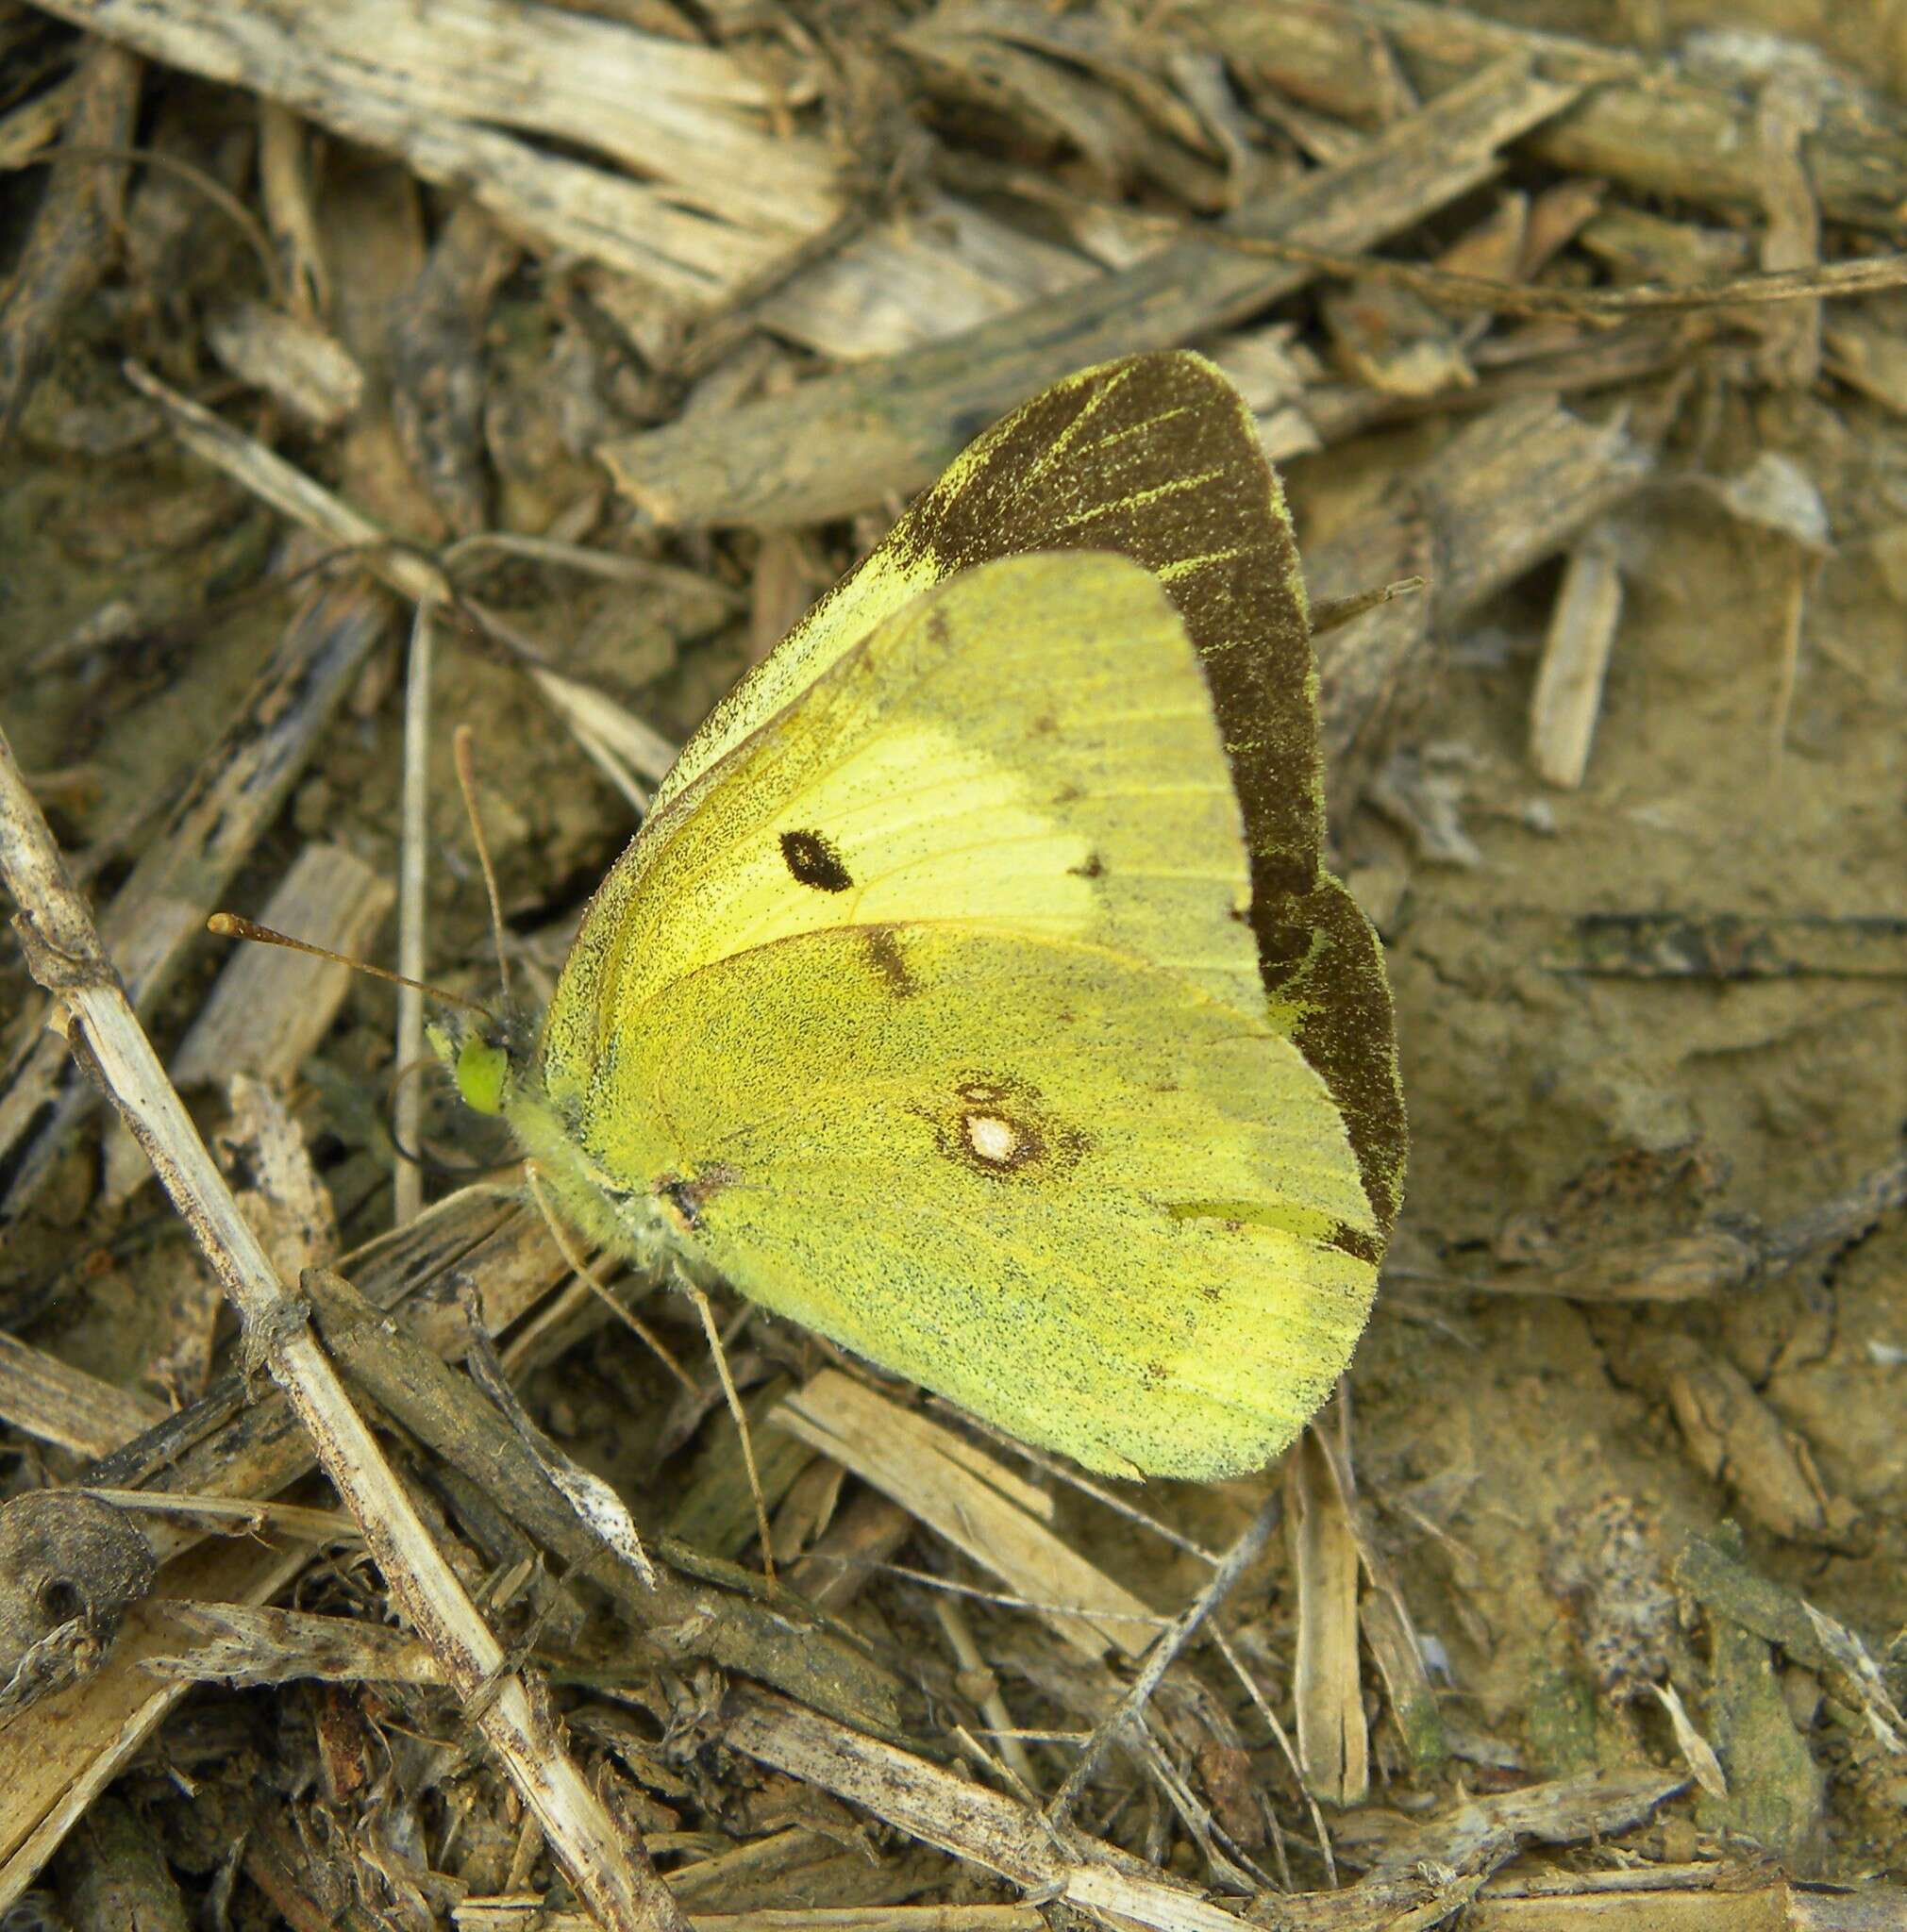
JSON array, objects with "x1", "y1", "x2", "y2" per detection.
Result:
[{"x1": 672, "y1": 1263, "x2": 778, "y2": 1589}]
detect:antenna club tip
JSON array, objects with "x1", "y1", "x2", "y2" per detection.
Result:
[{"x1": 201, "y1": 912, "x2": 488, "y2": 1014}]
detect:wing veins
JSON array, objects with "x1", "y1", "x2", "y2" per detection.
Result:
[{"x1": 1045, "y1": 467, "x2": 1227, "y2": 533}]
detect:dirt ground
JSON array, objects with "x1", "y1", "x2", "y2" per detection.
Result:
[
  {"x1": 1, "y1": 0, "x2": 1904, "y2": 1924},
  {"x1": 1320, "y1": 388, "x2": 1907, "y2": 1873}
]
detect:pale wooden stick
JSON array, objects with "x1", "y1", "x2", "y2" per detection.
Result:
[
  {"x1": 121, "y1": 363, "x2": 680, "y2": 801},
  {"x1": 394, "y1": 598, "x2": 435, "y2": 1226},
  {"x1": 931, "y1": 1595, "x2": 1041, "y2": 1796},
  {"x1": 1529, "y1": 533, "x2": 1623, "y2": 789},
  {"x1": 0, "y1": 724, "x2": 685, "y2": 1932},
  {"x1": 1286, "y1": 1416, "x2": 1365, "y2": 1806},
  {"x1": 257, "y1": 101, "x2": 327, "y2": 318}
]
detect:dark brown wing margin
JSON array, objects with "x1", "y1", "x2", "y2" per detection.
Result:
[{"x1": 830, "y1": 351, "x2": 1407, "y2": 1237}]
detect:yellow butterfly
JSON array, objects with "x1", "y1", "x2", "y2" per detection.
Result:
[{"x1": 449, "y1": 351, "x2": 1405, "y2": 1481}]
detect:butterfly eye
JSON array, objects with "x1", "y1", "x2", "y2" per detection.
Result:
[{"x1": 451, "y1": 1037, "x2": 511, "y2": 1117}]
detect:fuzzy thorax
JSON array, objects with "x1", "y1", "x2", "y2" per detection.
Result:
[{"x1": 431, "y1": 1011, "x2": 677, "y2": 1268}]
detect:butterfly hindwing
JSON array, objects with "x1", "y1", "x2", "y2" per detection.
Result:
[{"x1": 633, "y1": 926, "x2": 1376, "y2": 1479}]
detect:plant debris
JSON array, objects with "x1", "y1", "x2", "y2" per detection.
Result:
[{"x1": 1, "y1": 1, "x2": 1903, "y2": 1925}]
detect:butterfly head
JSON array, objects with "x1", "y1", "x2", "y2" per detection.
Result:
[{"x1": 429, "y1": 1009, "x2": 535, "y2": 1120}]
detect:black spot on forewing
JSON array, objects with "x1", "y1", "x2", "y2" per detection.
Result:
[
  {"x1": 780, "y1": 828, "x2": 852, "y2": 892},
  {"x1": 1068, "y1": 853, "x2": 1105, "y2": 879}
]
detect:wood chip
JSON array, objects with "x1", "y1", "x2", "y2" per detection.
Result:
[
  {"x1": 1824, "y1": 301, "x2": 1907, "y2": 413},
  {"x1": 204, "y1": 299, "x2": 364, "y2": 427},
  {"x1": 1650, "y1": 1679, "x2": 1729, "y2": 1800},
  {"x1": 1320, "y1": 277, "x2": 1476, "y2": 398},
  {"x1": 1667, "y1": 1356, "x2": 1857, "y2": 1548},
  {"x1": 1579, "y1": 204, "x2": 1755, "y2": 284},
  {"x1": 1529, "y1": 531, "x2": 1624, "y2": 790},
  {"x1": 0, "y1": 1335, "x2": 167, "y2": 1460},
  {"x1": 1712, "y1": 453, "x2": 1832, "y2": 551},
  {"x1": 143, "y1": 1601, "x2": 443, "y2": 1688},
  {"x1": 761, "y1": 192, "x2": 1096, "y2": 361},
  {"x1": 1753, "y1": 70, "x2": 1826, "y2": 389},
  {"x1": 173, "y1": 843, "x2": 393, "y2": 1091}
]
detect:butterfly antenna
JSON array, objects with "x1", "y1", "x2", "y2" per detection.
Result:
[
  {"x1": 206, "y1": 914, "x2": 492, "y2": 1013},
  {"x1": 454, "y1": 725, "x2": 513, "y2": 1008},
  {"x1": 680, "y1": 1274, "x2": 778, "y2": 1588}
]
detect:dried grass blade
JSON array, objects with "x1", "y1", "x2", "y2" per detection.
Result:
[{"x1": 1286, "y1": 1423, "x2": 1365, "y2": 1806}]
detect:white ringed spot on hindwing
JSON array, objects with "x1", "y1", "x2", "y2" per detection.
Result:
[{"x1": 913, "y1": 1073, "x2": 1092, "y2": 1181}]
